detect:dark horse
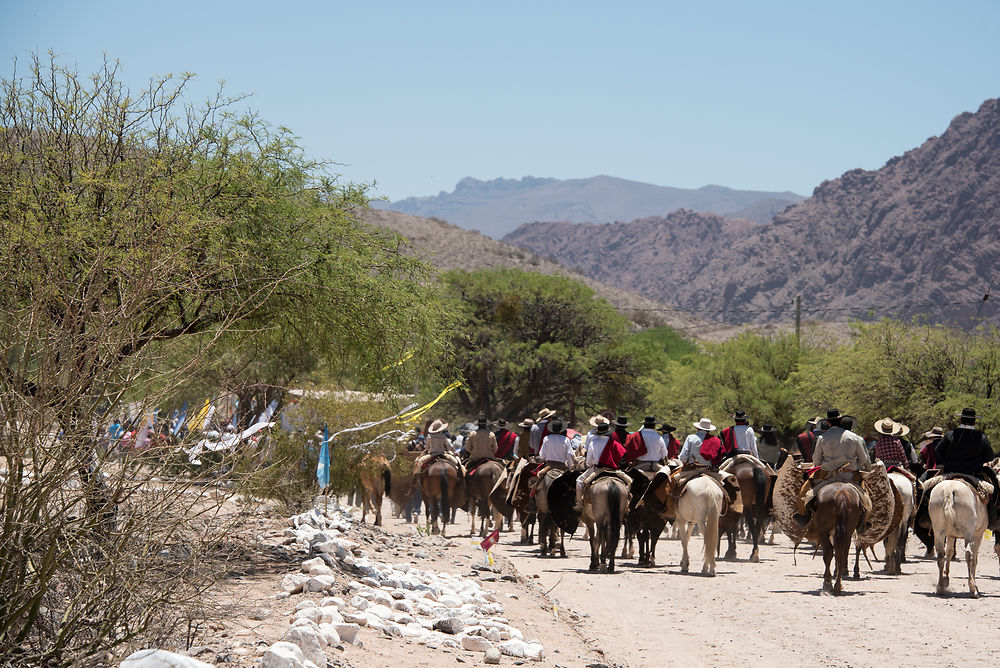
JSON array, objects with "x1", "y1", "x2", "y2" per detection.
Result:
[
  {"x1": 466, "y1": 459, "x2": 505, "y2": 537},
  {"x1": 584, "y1": 476, "x2": 629, "y2": 573},
  {"x1": 814, "y1": 482, "x2": 863, "y2": 595},
  {"x1": 623, "y1": 469, "x2": 668, "y2": 566},
  {"x1": 421, "y1": 459, "x2": 466, "y2": 536},
  {"x1": 720, "y1": 457, "x2": 772, "y2": 562}
]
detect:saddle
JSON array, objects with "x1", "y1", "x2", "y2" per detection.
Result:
[
  {"x1": 921, "y1": 472, "x2": 994, "y2": 504},
  {"x1": 466, "y1": 457, "x2": 500, "y2": 479}
]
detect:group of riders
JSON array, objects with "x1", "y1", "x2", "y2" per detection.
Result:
[{"x1": 400, "y1": 404, "x2": 999, "y2": 580}]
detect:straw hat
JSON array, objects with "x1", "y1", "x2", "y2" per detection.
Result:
[
  {"x1": 896, "y1": 423, "x2": 910, "y2": 438},
  {"x1": 428, "y1": 419, "x2": 449, "y2": 434},
  {"x1": 922, "y1": 426, "x2": 944, "y2": 440},
  {"x1": 518, "y1": 418, "x2": 534, "y2": 429},
  {"x1": 588, "y1": 414, "x2": 610, "y2": 428},
  {"x1": 873, "y1": 417, "x2": 901, "y2": 436},
  {"x1": 536, "y1": 407, "x2": 556, "y2": 421},
  {"x1": 693, "y1": 417, "x2": 716, "y2": 431}
]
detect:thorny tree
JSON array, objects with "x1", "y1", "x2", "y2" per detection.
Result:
[{"x1": 0, "y1": 54, "x2": 447, "y2": 664}]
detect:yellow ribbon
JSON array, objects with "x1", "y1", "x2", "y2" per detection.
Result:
[
  {"x1": 381, "y1": 349, "x2": 415, "y2": 371},
  {"x1": 396, "y1": 380, "x2": 463, "y2": 424}
]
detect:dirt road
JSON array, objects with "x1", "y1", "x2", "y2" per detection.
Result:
[{"x1": 480, "y1": 517, "x2": 1000, "y2": 667}]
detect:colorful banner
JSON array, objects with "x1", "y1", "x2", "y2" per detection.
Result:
[{"x1": 317, "y1": 423, "x2": 330, "y2": 489}]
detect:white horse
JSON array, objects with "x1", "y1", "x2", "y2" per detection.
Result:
[
  {"x1": 929, "y1": 479, "x2": 988, "y2": 597},
  {"x1": 883, "y1": 471, "x2": 916, "y2": 574},
  {"x1": 676, "y1": 476, "x2": 724, "y2": 577}
]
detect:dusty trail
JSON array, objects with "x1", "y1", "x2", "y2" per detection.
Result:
[{"x1": 485, "y1": 519, "x2": 1000, "y2": 667}]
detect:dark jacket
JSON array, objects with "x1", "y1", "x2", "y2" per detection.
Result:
[{"x1": 934, "y1": 426, "x2": 994, "y2": 475}]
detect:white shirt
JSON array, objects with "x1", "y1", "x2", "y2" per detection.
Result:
[
  {"x1": 540, "y1": 433, "x2": 574, "y2": 466},
  {"x1": 679, "y1": 430, "x2": 710, "y2": 466},
  {"x1": 732, "y1": 424, "x2": 758, "y2": 458},
  {"x1": 529, "y1": 419, "x2": 550, "y2": 455},
  {"x1": 586, "y1": 434, "x2": 611, "y2": 467},
  {"x1": 635, "y1": 428, "x2": 669, "y2": 462}
]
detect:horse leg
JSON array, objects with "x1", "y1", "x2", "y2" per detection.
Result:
[
  {"x1": 538, "y1": 515, "x2": 549, "y2": 556},
  {"x1": 679, "y1": 522, "x2": 692, "y2": 573},
  {"x1": 967, "y1": 533, "x2": 981, "y2": 598},
  {"x1": 588, "y1": 521, "x2": 599, "y2": 571},
  {"x1": 374, "y1": 492, "x2": 383, "y2": 527},
  {"x1": 995, "y1": 535, "x2": 1000, "y2": 575},
  {"x1": 724, "y1": 526, "x2": 738, "y2": 560},
  {"x1": 936, "y1": 534, "x2": 951, "y2": 594},
  {"x1": 821, "y1": 535, "x2": 834, "y2": 594},
  {"x1": 558, "y1": 529, "x2": 566, "y2": 558},
  {"x1": 703, "y1": 512, "x2": 719, "y2": 577},
  {"x1": 748, "y1": 507, "x2": 761, "y2": 563},
  {"x1": 852, "y1": 541, "x2": 861, "y2": 580}
]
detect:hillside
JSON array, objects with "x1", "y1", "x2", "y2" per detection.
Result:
[
  {"x1": 375, "y1": 175, "x2": 803, "y2": 238},
  {"x1": 503, "y1": 98, "x2": 1000, "y2": 325}
]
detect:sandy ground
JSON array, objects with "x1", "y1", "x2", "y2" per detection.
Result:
[{"x1": 188, "y1": 504, "x2": 1000, "y2": 668}]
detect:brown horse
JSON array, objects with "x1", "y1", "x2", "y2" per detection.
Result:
[
  {"x1": 359, "y1": 457, "x2": 391, "y2": 526},
  {"x1": 388, "y1": 452, "x2": 418, "y2": 522},
  {"x1": 583, "y1": 475, "x2": 629, "y2": 573},
  {"x1": 814, "y1": 482, "x2": 863, "y2": 595},
  {"x1": 467, "y1": 459, "x2": 505, "y2": 537},
  {"x1": 622, "y1": 469, "x2": 668, "y2": 566},
  {"x1": 720, "y1": 457, "x2": 772, "y2": 562},
  {"x1": 421, "y1": 459, "x2": 466, "y2": 536}
]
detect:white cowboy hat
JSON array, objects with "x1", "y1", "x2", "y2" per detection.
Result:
[
  {"x1": 536, "y1": 407, "x2": 556, "y2": 421},
  {"x1": 428, "y1": 419, "x2": 449, "y2": 434},
  {"x1": 692, "y1": 417, "x2": 716, "y2": 431},
  {"x1": 873, "y1": 417, "x2": 901, "y2": 436},
  {"x1": 588, "y1": 414, "x2": 610, "y2": 428},
  {"x1": 517, "y1": 417, "x2": 534, "y2": 429}
]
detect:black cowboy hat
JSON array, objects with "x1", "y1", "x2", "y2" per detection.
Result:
[
  {"x1": 657, "y1": 423, "x2": 676, "y2": 434},
  {"x1": 760, "y1": 424, "x2": 777, "y2": 434},
  {"x1": 643, "y1": 416, "x2": 656, "y2": 428},
  {"x1": 477, "y1": 415, "x2": 488, "y2": 427},
  {"x1": 957, "y1": 407, "x2": 977, "y2": 421},
  {"x1": 614, "y1": 416, "x2": 629, "y2": 428},
  {"x1": 549, "y1": 418, "x2": 567, "y2": 435},
  {"x1": 826, "y1": 408, "x2": 841, "y2": 421},
  {"x1": 732, "y1": 409, "x2": 748, "y2": 421},
  {"x1": 496, "y1": 418, "x2": 508, "y2": 428}
]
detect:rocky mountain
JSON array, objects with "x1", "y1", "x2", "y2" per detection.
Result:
[
  {"x1": 375, "y1": 175, "x2": 803, "y2": 238},
  {"x1": 502, "y1": 99, "x2": 1000, "y2": 325}
]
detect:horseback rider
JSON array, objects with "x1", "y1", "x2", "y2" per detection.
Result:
[
  {"x1": 574, "y1": 420, "x2": 631, "y2": 511},
  {"x1": 793, "y1": 409, "x2": 873, "y2": 529},
  {"x1": 529, "y1": 408, "x2": 556, "y2": 456},
  {"x1": 932, "y1": 408, "x2": 999, "y2": 524},
  {"x1": 414, "y1": 419, "x2": 465, "y2": 477},
  {"x1": 538, "y1": 417, "x2": 575, "y2": 470},
  {"x1": 658, "y1": 423, "x2": 681, "y2": 459},
  {"x1": 516, "y1": 418, "x2": 535, "y2": 459},
  {"x1": 917, "y1": 426, "x2": 944, "y2": 472},
  {"x1": 672, "y1": 418, "x2": 738, "y2": 500},
  {"x1": 794, "y1": 417, "x2": 820, "y2": 462},
  {"x1": 872, "y1": 418, "x2": 910, "y2": 468},
  {"x1": 629, "y1": 416, "x2": 669, "y2": 472},
  {"x1": 465, "y1": 415, "x2": 498, "y2": 470},
  {"x1": 756, "y1": 424, "x2": 782, "y2": 469},
  {"x1": 493, "y1": 418, "x2": 519, "y2": 461},
  {"x1": 720, "y1": 409, "x2": 758, "y2": 459}
]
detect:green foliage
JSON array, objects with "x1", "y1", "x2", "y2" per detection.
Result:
[{"x1": 440, "y1": 268, "x2": 644, "y2": 423}]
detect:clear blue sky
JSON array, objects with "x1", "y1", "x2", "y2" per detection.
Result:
[{"x1": 3, "y1": 1, "x2": 999, "y2": 201}]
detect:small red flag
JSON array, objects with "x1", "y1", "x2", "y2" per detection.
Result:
[{"x1": 480, "y1": 528, "x2": 500, "y2": 551}]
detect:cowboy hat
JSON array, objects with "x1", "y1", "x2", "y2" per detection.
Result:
[
  {"x1": 826, "y1": 408, "x2": 842, "y2": 421},
  {"x1": 595, "y1": 421, "x2": 611, "y2": 435},
  {"x1": 548, "y1": 418, "x2": 566, "y2": 435},
  {"x1": 922, "y1": 426, "x2": 944, "y2": 439},
  {"x1": 496, "y1": 418, "x2": 508, "y2": 428},
  {"x1": 517, "y1": 418, "x2": 534, "y2": 429},
  {"x1": 957, "y1": 407, "x2": 977, "y2": 421},
  {"x1": 657, "y1": 423, "x2": 676, "y2": 434},
  {"x1": 588, "y1": 414, "x2": 610, "y2": 428},
  {"x1": 732, "y1": 409, "x2": 748, "y2": 422},
  {"x1": 614, "y1": 416, "x2": 629, "y2": 428},
  {"x1": 896, "y1": 422, "x2": 910, "y2": 438},
  {"x1": 643, "y1": 416, "x2": 657, "y2": 428},
  {"x1": 693, "y1": 417, "x2": 716, "y2": 431},
  {"x1": 874, "y1": 418, "x2": 901, "y2": 436},
  {"x1": 428, "y1": 419, "x2": 449, "y2": 434},
  {"x1": 760, "y1": 424, "x2": 777, "y2": 434},
  {"x1": 536, "y1": 407, "x2": 556, "y2": 421},
  {"x1": 476, "y1": 415, "x2": 488, "y2": 427}
]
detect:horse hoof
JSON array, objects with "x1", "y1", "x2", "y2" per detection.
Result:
[{"x1": 749, "y1": 552, "x2": 760, "y2": 563}]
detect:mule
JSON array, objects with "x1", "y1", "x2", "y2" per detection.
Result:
[
  {"x1": 359, "y1": 457, "x2": 391, "y2": 527},
  {"x1": 467, "y1": 459, "x2": 505, "y2": 537},
  {"x1": 421, "y1": 459, "x2": 466, "y2": 537},
  {"x1": 582, "y1": 475, "x2": 629, "y2": 573},
  {"x1": 929, "y1": 479, "x2": 988, "y2": 597},
  {"x1": 814, "y1": 482, "x2": 862, "y2": 595},
  {"x1": 674, "y1": 476, "x2": 724, "y2": 576},
  {"x1": 719, "y1": 457, "x2": 772, "y2": 562}
]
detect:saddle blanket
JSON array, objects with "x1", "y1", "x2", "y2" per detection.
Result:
[{"x1": 921, "y1": 473, "x2": 993, "y2": 503}]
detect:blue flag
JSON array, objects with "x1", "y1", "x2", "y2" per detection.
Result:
[{"x1": 317, "y1": 424, "x2": 330, "y2": 489}]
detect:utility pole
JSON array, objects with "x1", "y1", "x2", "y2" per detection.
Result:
[{"x1": 795, "y1": 294, "x2": 802, "y2": 344}]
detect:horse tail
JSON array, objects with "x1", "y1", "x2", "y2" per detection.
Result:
[
  {"x1": 943, "y1": 485, "x2": 956, "y2": 532},
  {"x1": 439, "y1": 467, "x2": 450, "y2": 525},
  {"x1": 751, "y1": 466, "x2": 768, "y2": 531},
  {"x1": 608, "y1": 481, "x2": 622, "y2": 539},
  {"x1": 382, "y1": 466, "x2": 392, "y2": 497},
  {"x1": 834, "y1": 489, "x2": 851, "y2": 549}
]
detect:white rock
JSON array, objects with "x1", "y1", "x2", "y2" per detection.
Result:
[
  {"x1": 360, "y1": 576, "x2": 380, "y2": 588},
  {"x1": 392, "y1": 613, "x2": 415, "y2": 625},
  {"x1": 365, "y1": 603, "x2": 394, "y2": 621},
  {"x1": 304, "y1": 575, "x2": 335, "y2": 593},
  {"x1": 438, "y1": 595, "x2": 462, "y2": 608},
  {"x1": 280, "y1": 573, "x2": 310, "y2": 594},
  {"x1": 391, "y1": 599, "x2": 414, "y2": 614},
  {"x1": 294, "y1": 600, "x2": 319, "y2": 612},
  {"x1": 486, "y1": 627, "x2": 501, "y2": 643},
  {"x1": 290, "y1": 617, "x2": 318, "y2": 629},
  {"x1": 334, "y1": 622, "x2": 360, "y2": 644},
  {"x1": 400, "y1": 623, "x2": 429, "y2": 639},
  {"x1": 293, "y1": 607, "x2": 322, "y2": 624},
  {"x1": 281, "y1": 626, "x2": 327, "y2": 668},
  {"x1": 382, "y1": 622, "x2": 403, "y2": 637},
  {"x1": 341, "y1": 611, "x2": 368, "y2": 626},
  {"x1": 500, "y1": 639, "x2": 544, "y2": 661},
  {"x1": 319, "y1": 606, "x2": 343, "y2": 624},
  {"x1": 301, "y1": 557, "x2": 325, "y2": 573},
  {"x1": 317, "y1": 622, "x2": 341, "y2": 646},
  {"x1": 258, "y1": 642, "x2": 307, "y2": 668},
  {"x1": 119, "y1": 649, "x2": 213, "y2": 668},
  {"x1": 320, "y1": 596, "x2": 346, "y2": 609},
  {"x1": 461, "y1": 635, "x2": 493, "y2": 652},
  {"x1": 349, "y1": 595, "x2": 369, "y2": 610}
]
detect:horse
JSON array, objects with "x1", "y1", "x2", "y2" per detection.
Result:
[
  {"x1": 882, "y1": 470, "x2": 916, "y2": 574},
  {"x1": 359, "y1": 457, "x2": 391, "y2": 526},
  {"x1": 534, "y1": 468, "x2": 577, "y2": 558},
  {"x1": 814, "y1": 482, "x2": 863, "y2": 595},
  {"x1": 582, "y1": 475, "x2": 629, "y2": 573},
  {"x1": 622, "y1": 468, "x2": 668, "y2": 566},
  {"x1": 719, "y1": 456, "x2": 772, "y2": 562},
  {"x1": 421, "y1": 459, "x2": 466, "y2": 537},
  {"x1": 466, "y1": 459, "x2": 505, "y2": 537},
  {"x1": 388, "y1": 451, "x2": 418, "y2": 522},
  {"x1": 929, "y1": 478, "x2": 988, "y2": 597},
  {"x1": 674, "y1": 476, "x2": 724, "y2": 576}
]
